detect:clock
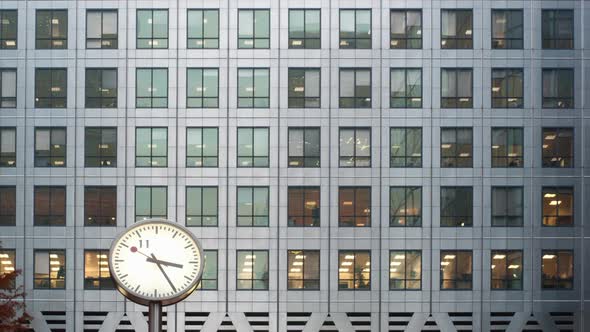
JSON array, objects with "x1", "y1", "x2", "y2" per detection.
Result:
[{"x1": 108, "y1": 219, "x2": 204, "y2": 306}]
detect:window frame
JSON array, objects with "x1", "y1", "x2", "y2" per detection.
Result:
[
  {"x1": 541, "y1": 127, "x2": 574, "y2": 168},
  {"x1": 490, "y1": 250, "x2": 523, "y2": 290},
  {"x1": 237, "y1": 9, "x2": 270, "y2": 49},
  {"x1": 491, "y1": 127, "x2": 524, "y2": 168},
  {"x1": 35, "y1": 9, "x2": 68, "y2": 49},
  {"x1": 440, "y1": 127, "x2": 473, "y2": 168},
  {"x1": 186, "y1": 127, "x2": 219, "y2": 168},
  {"x1": 0, "y1": 186, "x2": 16, "y2": 226},
  {"x1": 236, "y1": 250, "x2": 269, "y2": 290},
  {"x1": 185, "y1": 186, "x2": 218, "y2": 227},
  {"x1": 135, "y1": 67, "x2": 168, "y2": 108},
  {"x1": 440, "y1": 186, "x2": 473, "y2": 227},
  {"x1": 542, "y1": 186, "x2": 574, "y2": 227},
  {"x1": 33, "y1": 249, "x2": 66, "y2": 289},
  {"x1": 186, "y1": 67, "x2": 219, "y2": 108},
  {"x1": 236, "y1": 186, "x2": 269, "y2": 227},
  {"x1": 339, "y1": 9, "x2": 372, "y2": 49},
  {"x1": 440, "y1": 68, "x2": 473, "y2": 108},
  {"x1": 34, "y1": 186, "x2": 66, "y2": 226},
  {"x1": 84, "y1": 249, "x2": 115, "y2": 290},
  {"x1": 237, "y1": 67, "x2": 270, "y2": 108},
  {"x1": 0, "y1": 127, "x2": 16, "y2": 167},
  {"x1": 86, "y1": 9, "x2": 118, "y2": 49},
  {"x1": 287, "y1": 127, "x2": 320, "y2": 168},
  {"x1": 541, "y1": 9, "x2": 574, "y2": 50},
  {"x1": 84, "y1": 186, "x2": 117, "y2": 227},
  {"x1": 84, "y1": 127, "x2": 117, "y2": 168},
  {"x1": 440, "y1": 250, "x2": 473, "y2": 290},
  {"x1": 390, "y1": 186, "x2": 422, "y2": 227},
  {"x1": 338, "y1": 186, "x2": 371, "y2": 227},
  {"x1": 339, "y1": 68, "x2": 372, "y2": 108},
  {"x1": 135, "y1": 127, "x2": 168, "y2": 167},
  {"x1": 0, "y1": 10, "x2": 17, "y2": 49},
  {"x1": 136, "y1": 9, "x2": 169, "y2": 49},
  {"x1": 236, "y1": 127, "x2": 269, "y2": 168},
  {"x1": 134, "y1": 186, "x2": 167, "y2": 221},
  {"x1": 85, "y1": 68, "x2": 118, "y2": 108},
  {"x1": 440, "y1": 9, "x2": 473, "y2": 49},
  {"x1": 338, "y1": 250, "x2": 371, "y2": 290},
  {"x1": 287, "y1": 186, "x2": 320, "y2": 227},
  {"x1": 288, "y1": 9, "x2": 321, "y2": 49},
  {"x1": 491, "y1": 9, "x2": 523, "y2": 50},
  {"x1": 197, "y1": 250, "x2": 218, "y2": 290},
  {"x1": 390, "y1": 67, "x2": 422, "y2": 108},
  {"x1": 287, "y1": 67, "x2": 321, "y2": 108},
  {"x1": 0, "y1": 68, "x2": 17, "y2": 108},
  {"x1": 491, "y1": 186, "x2": 524, "y2": 227},
  {"x1": 187, "y1": 9, "x2": 219, "y2": 49},
  {"x1": 35, "y1": 68, "x2": 67, "y2": 108},
  {"x1": 390, "y1": 9, "x2": 422, "y2": 49},
  {"x1": 541, "y1": 250, "x2": 574, "y2": 290},
  {"x1": 287, "y1": 249, "x2": 320, "y2": 290},
  {"x1": 390, "y1": 127, "x2": 422, "y2": 168},
  {"x1": 34, "y1": 127, "x2": 67, "y2": 167},
  {"x1": 542, "y1": 68, "x2": 574, "y2": 109},
  {"x1": 338, "y1": 127, "x2": 371, "y2": 168},
  {"x1": 389, "y1": 250, "x2": 422, "y2": 290},
  {"x1": 491, "y1": 68, "x2": 524, "y2": 109}
]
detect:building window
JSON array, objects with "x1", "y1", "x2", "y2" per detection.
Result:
[
  {"x1": 34, "y1": 127, "x2": 66, "y2": 167},
  {"x1": 441, "y1": 68, "x2": 472, "y2": 108},
  {"x1": 390, "y1": 187, "x2": 421, "y2": 227},
  {"x1": 339, "y1": 128, "x2": 370, "y2": 167},
  {"x1": 288, "y1": 68, "x2": 320, "y2": 108},
  {"x1": 186, "y1": 186, "x2": 218, "y2": 227},
  {"x1": 237, "y1": 127, "x2": 269, "y2": 167},
  {"x1": 287, "y1": 250, "x2": 320, "y2": 290},
  {"x1": 441, "y1": 9, "x2": 472, "y2": 49},
  {"x1": 36, "y1": 10, "x2": 67, "y2": 49},
  {"x1": 0, "y1": 186, "x2": 16, "y2": 226},
  {"x1": 187, "y1": 68, "x2": 219, "y2": 108},
  {"x1": 390, "y1": 127, "x2": 422, "y2": 168},
  {"x1": 0, "y1": 68, "x2": 17, "y2": 108},
  {"x1": 339, "y1": 68, "x2": 371, "y2": 108},
  {"x1": 237, "y1": 250, "x2": 269, "y2": 290},
  {"x1": 288, "y1": 127, "x2": 320, "y2": 168},
  {"x1": 136, "y1": 68, "x2": 168, "y2": 108},
  {"x1": 84, "y1": 186, "x2": 116, "y2": 227},
  {"x1": 542, "y1": 128, "x2": 573, "y2": 168},
  {"x1": 491, "y1": 187, "x2": 523, "y2": 227},
  {"x1": 35, "y1": 68, "x2": 67, "y2": 108},
  {"x1": 34, "y1": 186, "x2": 66, "y2": 226},
  {"x1": 0, "y1": 127, "x2": 16, "y2": 167},
  {"x1": 85, "y1": 68, "x2": 117, "y2": 108},
  {"x1": 441, "y1": 127, "x2": 472, "y2": 167},
  {"x1": 339, "y1": 187, "x2": 371, "y2": 227},
  {"x1": 237, "y1": 187, "x2": 269, "y2": 227},
  {"x1": 491, "y1": 250, "x2": 523, "y2": 290},
  {"x1": 84, "y1": 250, "x2": 114, "y2": 290},
  {"x1": 541, "y1": 250, "x2": 573, "y2": 289},
  {"x1": 491, "y1": 127, "x2": 523, "y2": 168},
  {"x1": 440, "y1": 187, "x2": 472, "y2": 227},
  {"x1": 85, "y1": 127, "x2": 117, "y2": 167},
  {"x1": 390, "y1": 250, "x2": 421, "y2": 290},
  {"x1": 339, "y1": 9, "x2": 371, "y2": 49},
  {"x1": 136, "y1": 127, "x2": 167, "y2": 167},
  {"x1": 136, "y1": 9, "x2": 168, "y2": 48},
  {"x1": 237, "y1": 68, "x2": 270, "y2": 108},
  {"x1": 542, "y1": 10, "x2": 574, "y2": 49},
  {"x1": 440, "y1": 250, "x2": 472, "y2": 290},
  {"x1": 0, "y1": 10, "x2": 17, "y2": 49},
  {"x1": 542, "y1": 68, "x2": 574, "y2": 109},
  {"x1": 186, "y1": 127, "x2": 218, "y2": 167},
  {"x1": 492, "y1": 68, "x2": 523, "y2": 108},
  {"x1": 491, "y1": 10, "x2": 523, "y2": 49},
  {"x1": 34, "y1": 250, "x2": 66, "y2": 289},
  {"x1": 288, "y1": 9, "x2": 320, "y2": 49},
  {"x1": 390, "y1": 68, "x2": 422, "y2": 108},
  {"x1": 338, "y1": 251, "x2": 370, "y2": 290},
  {"x1": 198, "y1": 250, "x2": 218, "y2": 290},
  {"x1": 390, "y1": 9, "x2": 422, "y2": 49},
  {"x1": 238, "y1": 9, "x2": 270, "y2": 49},
  {"x1": 0, "y1": 249, "x2": 16, "y2": 288},
  {"x1": 135, "y1": 186, "x2": 167, "y2": 221},
  {"x1": 542, "y1": 187, "x2": 573, "y2": 227},
  {"x1": 86, "y1": 10, "x2": 117, "y2": 49},
  {"x1": 288, "y1": 187, "x2": 320, "y2": 227},
  {"x1": 187, "y1": 9, "x2": 219, "y2": 49}
]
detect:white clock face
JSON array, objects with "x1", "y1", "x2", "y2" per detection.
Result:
[{"x1": 109, "y1": 220, "x2": 204, "y2": 305}]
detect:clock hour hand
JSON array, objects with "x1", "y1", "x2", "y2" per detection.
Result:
[
  {"x1": 150, "y1": 253, "x2": 177, "y2": 292},
  {"x1": 146, "y1": 257, "x2": 183, "y2": 269}
]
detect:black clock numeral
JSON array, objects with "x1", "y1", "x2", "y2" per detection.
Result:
[{"x1": 139, "y1": 239, "x2": 149, "y2": 248}]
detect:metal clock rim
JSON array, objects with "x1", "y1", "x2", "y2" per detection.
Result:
[{"x1": 108, "y1": 218, "x2": 205, "y2": 306}]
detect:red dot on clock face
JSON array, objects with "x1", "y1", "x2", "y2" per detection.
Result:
[{"x1": 131, "y1": 246, "x2": 137, "y2": 253}]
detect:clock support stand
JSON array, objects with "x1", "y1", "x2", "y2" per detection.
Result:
[{"x1": 148, "y1": 302, "x2": 162, "y2": 332}]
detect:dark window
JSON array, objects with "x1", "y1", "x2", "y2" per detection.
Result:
[
  {"x1": 390, "y1": 127, "x2": 422, "y2": 167},
  {"x1": 198, "y1": 250, "x2": 218, "y2": 290},
  {"x1": 390, "y1": 68, "x2": 422, "y2": 108},
  {"x1": 85, "y1": 127, "x2": 117, "y2": 167},
  {"x1": 84, "y1": 250, "x2": 114, "y2": 290},
  {"x1": 339, "y1": 127, "x2": 371, "y2": 167},
  {"x1": 34, "y1": 186, "x2": 66, "y2": 226},
  {"x1": 288, "y1": 127, "x2": 320, "y2": 168},
  {"x1": 492, "y1": 68, "x2": 523, "y2": 108},
  {"x1": 287, "y1": 250, "x2": 320, "y2": 290},
  {"x1": 491, "y1": 250, "x2": 523, "y2": 290},
  {"x1": 238, "y1": 9, "x2": 270, "y2": 49},
  {"x1": 542, "y1": 128, "x2": 573, "y2": 168},
  {"x1": 34, "y1": 250, "x2": 66, "y2": 289},
  {"x1": 339, "y1": 68, "x2": 371, "y2": 108},
  {"x1": 441, "y1": 68, "x2": 472, "y2": 108},
  {"x1": 541, "y1": 250, "x2": 573, "y2": 289},
  {"x1": 441, "y1": 9, "x2": 472, "y2": 49},
  {"x1": 491, "y1": 10, "x2": 523, "y2": 49},
  {"x1": 0, "y1": 249, "x2": 16, "y2": 288},
  {"x1": 86, "y1": 10, "x2": 118, "y2": 49},
  {"x1": 0, "y1": 10, "x2": 17, "y2": 49},
  {"x1": 36, "y1": 10, "x2": 67, "y2": 49},
  {"x1": 187, "y1": 9, "x2": 219, "y2": 49},
  {"x1": 136, "y1": 68, "x2": 168, "y2": 108},
  {"x1": 390, "y1": 250, "x2": 421, "y2": 290},
  {"x1": 441, "y1": 127, "x2": 472, "y2": 167},
  {"x1": 186, "y1": 186, "x2": 218, "y2": 227},
  {"x1": 237, "y1": 68, "x2": 270, "y2": 108},
  {"x1": 135, "y1": 186, "x2": 167, "y2": 221},
  {"x1": 0, "y1": 68, "x2": 17, "y2": 108},
  {"x1": 491, "y1": 187, "x2": 523, "y2": 227},
  {"x1": 288, "y1": 9, "x2": 320, "y2": 49},
  {"x1": 542, "y1": 68, "x2": 574, "y2": 109},
  {"x1": 136, "y1": 9, "x2": 168, "y2": 49},
  {"x1": 542, "y1": 187, "x2": 573, "y2": 227},
  {"x1": 34, "y1": 127, "x2": 66, "y2": 167},
  {"x1": 491, "y1": 127, "x2": 523, "y2": 168},
  {"x1": 85, "y1": 68, "x2": 117, "y2": 108},
  {"x1": 390, "y1": 187, "x2": 421, "y2": 227},
  {"x1": 440, "y1": 186, "x2": 472, "y2": 227},
  {"x1": 35, "y1": 68, "x2": 67, "y2": 108},
  {"x1": 542, "y1": 10, "x2": 574, "y2": 49},
  {"x1": 339, "y1": 187, "x2": 371, "y2": 227},
  {"x1": 338, "y1": 250, "x2": 370, "y2": 290},
  {"x1": 390, "y1": 9, "x2": 422, "y2": 49},
  {"x1": 135, "y1": 127, "x2": 167, "y2": 167},
  {"x1": 237, "y1": 250, "x2": 269, "y2": 290},
  {"x1": 339, "y1": 9, "x2": 371, "y2": 49},
  {"x1": 84, "y1": 186, "x2": 116, "y2": 226},
  {"x1": 287, "y1": 186, "x2": 320, "y2": 227},
  {"x1": 237, "y1": 186, "x2": 269, "y2": 227},
  {"x1": 186, "y1": 127, "x2": 218, "y2": 167},
  {"x1": 187, "y1": 68, "x2": 219, "y2": 108},
  {"x1": 0, "y1": 186, "x2": 16, "y2": 226},
  {"x1": 0, "y1": 127, "x2": 16, "y2": 167},
  {"x1": 237, "y1": 127, "x2": 269, "y2": 167},
  {"x1": 440, "y1": 250, "x2": 472, "y2": 290},
  {"x1": 288, "y1": 68, "x2": 320, "y2": 108}
]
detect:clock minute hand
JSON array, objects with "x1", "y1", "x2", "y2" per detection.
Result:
[
  {"x1": 146, "y1": 257, "x2": 183, "y2": 268},
  {"x1": 150, "y1": 253, "x2": 177, "y2": 292}
]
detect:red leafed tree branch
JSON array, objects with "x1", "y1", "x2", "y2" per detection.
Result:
[{"x1": 0, "y1": 270, "x2": 31, "y2": 331}]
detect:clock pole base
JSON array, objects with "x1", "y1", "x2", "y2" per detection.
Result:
[{"x1": 148, "y1": 302, "x2": 162, "y2": 332}]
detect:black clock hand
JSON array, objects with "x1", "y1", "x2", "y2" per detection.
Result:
[
  {"x1": 151, "y1": 253, "x2": 177, "y2": 292},
  {"x1": 146, "y1": 257, "x2": 183, "y2": 268}
]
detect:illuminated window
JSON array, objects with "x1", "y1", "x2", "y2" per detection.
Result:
[
  {"x1": 390, "y1": 128, "x2": 422, "y2": 168},
  {"x1": 0, "y1": 10, "x2": 17, "y2": 49},
  {"x1": 0, "y1": 127, "x2": 16, "y2": 167},
  {"x1": 542, "y1": 187, "x2": 573, "y2": 227},
  {"x1": 36, "y1": 10, "x2": 67, "y2": 49},
  {"x1": 390, "y1": 187, "x2": 421, "y2": 227},
  {"x1": 542, "y1": 69, "x2": 574, "y2": 109},
  {"x1": 339, "y1": 68, "x2": 371, "y2": 108},
  {"x1": 288, "y1": 127, "x2": 320, "y2": 168},
  {"x1": 84, "y1": 186, "x2": 116, "y2": 226},
  {"x1": 85, "y1": 68, "x2": 117, "y2": 108},
  {"x1": 0, "y1": 69, "x2": 17, "y2": 108},
  {"x1": 34, "y1": 127, "x2": 66, "y2": 167},
  {"x1": 0, "y1": 249, "x2": 16, "y2": 289},
  {"x1": 491, "y1": 128, "x2": 523, "y2": 168},
  {"x1": 390, "y1": 10, "x2": 422, "y2": 49},
  {"x1": 339, "y1": 9, "x2": 371, "y2": 49},
  {"x1": 86, "y1": 10, "x2": 117, "y2": 49},
  {"x1": 441, "y1": 68, "x2": 472, "y2": 108},
  {"x1": 339, "y1": 127, "x2": 371, "y2": 167},
  {"x1": 441, "y1": 127, "x2": 472, "y2": 167},
  {"x1": 136, "y1": 68, "x2": 168, "y2": 108},
  {"x1": 135, "y1": 186, "x2": 167, "y2": 221},
  {"x1": 197, "y1": 250, "x2": 218, "y2": 290},
  {"x1": 542, "y1": 128, "x2": 573, "y2": 168},
  {"x1": 187, "y1": 9, "x2": 219, "y2": 49},
  {"x1": 287, "y1": 187, "x2": 320, "y2": 227},
  {"x1": 35, "y1": 68, "x2": 67, "y2": 108},
  {"x1": 34, "y1": 186, "x2": 66, "y2": 226},
  {"x1": 491, "y1": 250, "x2": 522, "y2": 290},
  {"x1": 541, "y1": 250, "x2": 573, "y2": 289},
  {"x1": 287, "y1": 250, "x2": 320, "y2": 290},
  {"x1": 338, "y1": 251, "x2": 370, "y2": 290},
  {"x1": 237, "y1": 127, "x2": 269, "y2": 167},
  {"x1": 187, "y1": 68, "x2": 219, "y2": 108},
  {"x1": 389, "y1": 250, "x2": 421, "y2": 290},
  {"x1": 390, "y1": 68, "x2": 422, "y2": 108},
  {"x1": 238, "y1": 9, "x2": 269, "y2": 49},
  {"x1": 491, "y1": 68, "x2": 523, "y2": 108},
  {"x1": 491, "y1": 10, "x2": 523, "y2": 49},
  {"x1": 186, "y1": 186, "x2": 218, "y2": 227},
  {"x1": 440, "y1": 187, "x2": 472, "y2": 227},
  {"x1": 34, "y1": 250, "x2": 66, "y2": 289},
  {"x1": 288, "y1": 68, "x2": 320, "y2": 108},
  {"x1": 440, "y1": 250, "x2": 472, "y2": 290},
  {"x1": 84, "y1": 250, "x2": 114, "y2": 290},
  {"x1": 85, "y1": 127, "x2": 117, "y2": 167},
  {"x1": 491, "y1": 187, "x2": 523, "y2": 227},
  {"x1": 288, "y1": 9, "x2": 320, "y2": 49},
  {"x1": 542, "y1": 10, "x2": 573, "y2": 49},
  {"x1": 186, "y1": 127, "x2": 218, "y2": 167},
  {"x1": 237, "y1": 187, "x2": 269, "y2": 227},
  {"x1": 237, "y1": 250, "x2": 268, "y2": 290},
  {"x1": 135, "y1": 127, "x2": 167, "y2": 167},
  {"x1": 136, "y1": 9, "x2": 168, "y2": 49},
  {"x1": 338, "y1": 187, "x2": 371, "y2": 227},
  {"x1": 441, "y1": 9, "x2": 472, "y2": 49},
  {"x1": 0, "y1": 186, "x2": 16, "y2": 226}
]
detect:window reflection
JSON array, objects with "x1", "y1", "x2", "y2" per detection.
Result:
[
  {"x1": 0, "y1": 249, "x2": 16, "y2": 289},
  {"x1": 390, "y1": 187, "x2": 421, "y2": 227},
  {"x1": 34, "y1": 250, "x2": 66, "y2": 289},
  {"x1": 542, "y1": 128, "x2": 573, "y2": 168},
  {"x1": 440, "y1": 187, "x2": 472, "y2": 227},
  {"x1": 287, "y1": 250, "x2": 320, "y2": 290},
  {"x1": 338, "y1": 251, "x2": 370, "y2": 290},
  {"x1": 441, "y1": 127, "x2": 472, "y2": 167},
  {"x1": 339, "y1": 128, "x2": 371, "y2": 167},
  {"x1": 237, "y1": 250, "x2": 268, "y2": 290},
  {"x1": 542, "y1": 187, "x2": 573, "y2": 226},
  {"x1": 441, "y1": 10, "x2": 472, "y2": 49},
  {"x1": 491, "y1": 187, "x2": 523, "y2": 227},
  {"x1": 491, "y1": 250, "x2": 522, "y2": 290},
  {"x1": 237, "y1": 187, "x2": 269, "y2": 227},
  {"x1": 84, "y1": 250, "x2": 114, "y2": 290},
  {"x1": 389, "y1": 251, "x2": 421, "y2": 290},
  {"x1": 542, "y1": 250, "x2": 573, "y2": 289},
  {"x1": 440, "y1": 250, "x2": 472, "y2": 290},
  {"x1": 288, "y1": 187, "x2": 320, "y2": 227},
  {"x1": 339, "y1": 187, "x2": 371, "y2": 227}
]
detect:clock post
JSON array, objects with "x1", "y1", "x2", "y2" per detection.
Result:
[{"x1": 148, "y1": 302, "x2": 162, "y2": 332}]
